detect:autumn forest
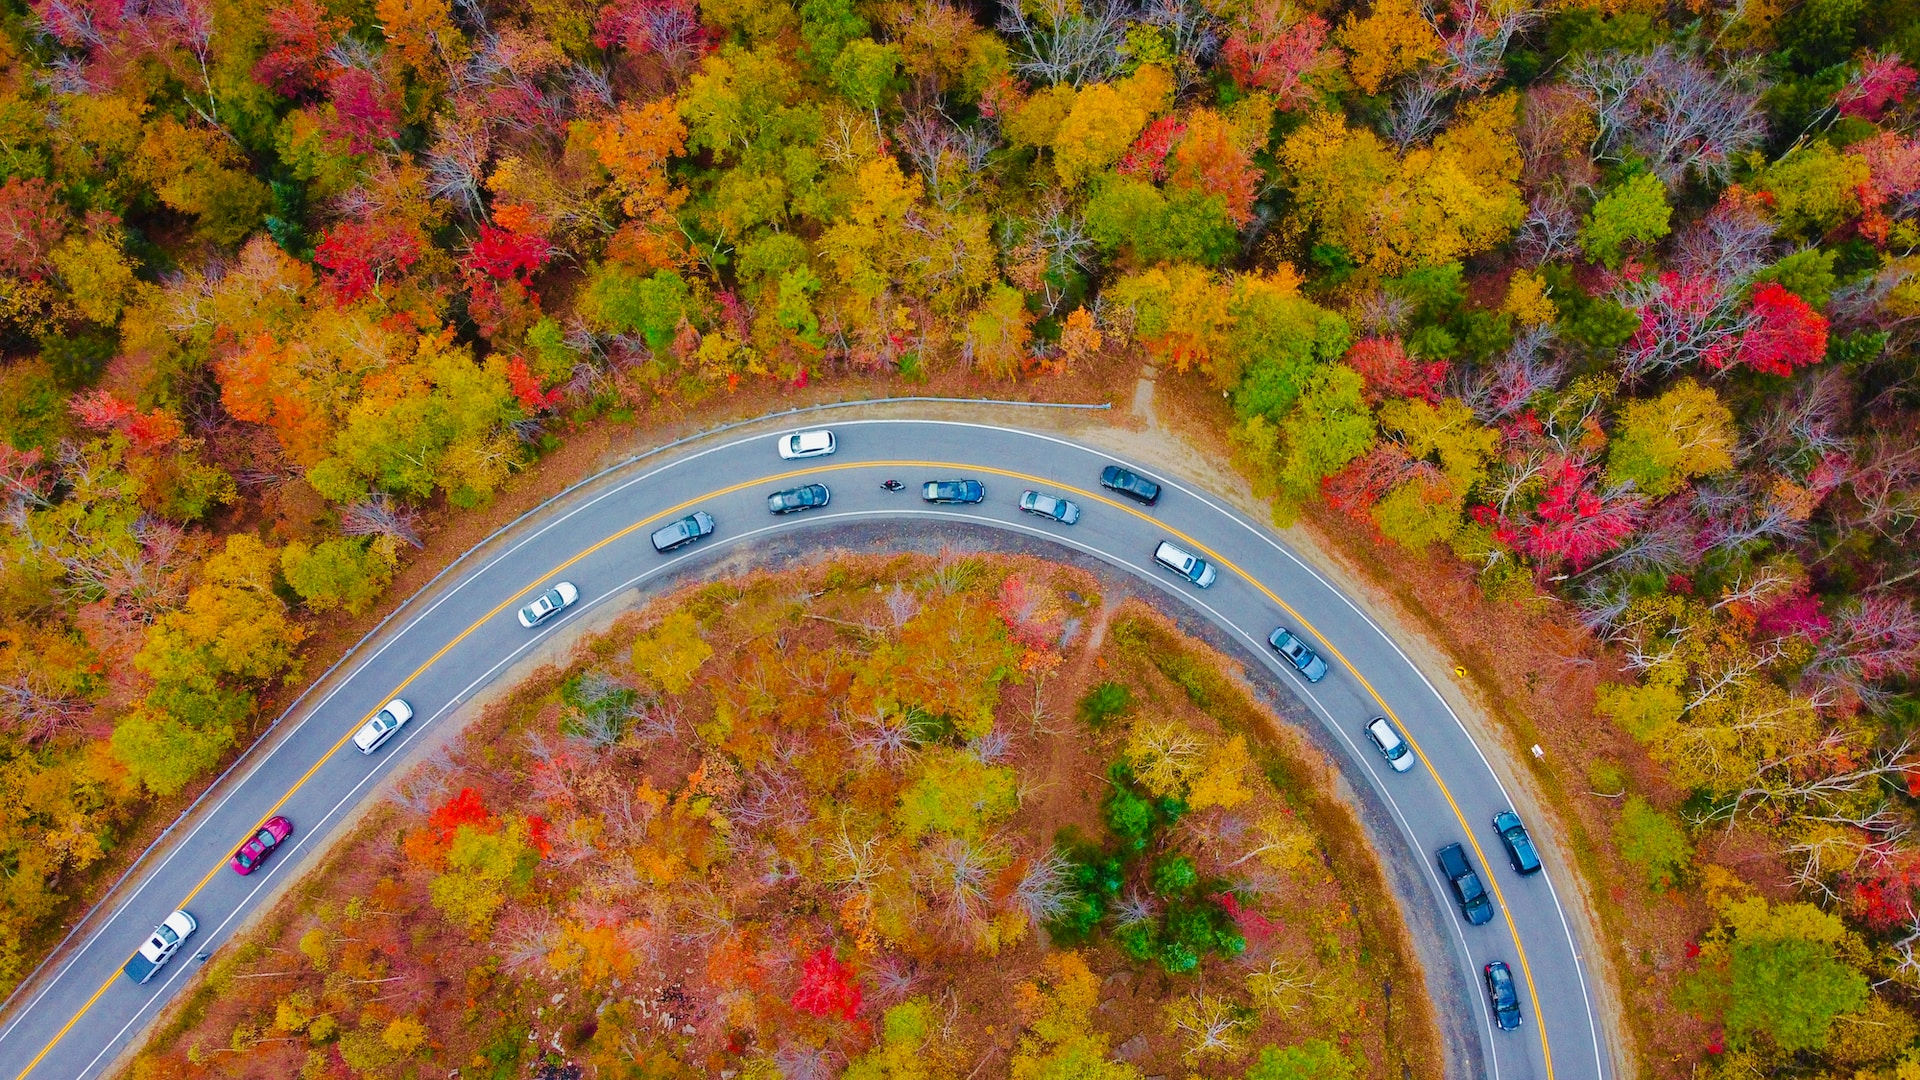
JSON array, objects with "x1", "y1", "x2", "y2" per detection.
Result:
[{"x1": 0, "y1": 0, "x2": 1919, "y2": 1074}]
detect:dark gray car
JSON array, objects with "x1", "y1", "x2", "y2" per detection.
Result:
[
  {"x1": 767, "y1": 484, "x2": 830, "y2": 514},
  {"x1": 651, "y1": 511, "x2": 716, "y2": 552}
]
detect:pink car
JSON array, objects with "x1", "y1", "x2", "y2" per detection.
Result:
[{"x1": 230, "y1": 816, "x2": 293, "y2": 876}]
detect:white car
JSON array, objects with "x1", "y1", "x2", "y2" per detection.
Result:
[
  {"x1": 776, "y1": 429, "x2": 836, "y2": 459},
  {"x1": 517, "y1": 581, "x2": 579, "y2": 627},
  {"x1": 353, "y1": 698, "x2": 413, "y2": 754},
  {"x1": 123, "y1": 909, "x2": 195, "y2": 984}
]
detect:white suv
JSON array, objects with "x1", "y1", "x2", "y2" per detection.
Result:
[{"x1": 1153, "y1": 541, "x2": 1217, "y2": 588}]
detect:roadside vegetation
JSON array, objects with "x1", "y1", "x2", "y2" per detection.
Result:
[
  {"x1": 0, "y1": 0, "x2": 1916, "y2": 1075},
  {"x1": 118, "y1": 555, "x2": 1436, "y2": 1079}
]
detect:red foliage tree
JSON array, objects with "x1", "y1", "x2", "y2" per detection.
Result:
[
  {"x1": 0, "y1": 177, "x2": 68, "y2": 279},
  {"x1": 1837, "y1": 53, "x2": 1919, "y2": 120},
  {"x1": 30, "y1": 0, "x2": 123, "y2": 51},
  {"x1": 505, "y1": 355, "x2": 563, "y2": 412},
  {"x1": 1117, "y1": 117, "x2": 1186, "y2": 182},
  {"x1": 1753, "y1": 589, "x2": 1831, "y2": 643},
  {"x1": 428, "y1": 787, "x2": 496, "y2": 841},
  {"x1": 1815, "y1": 595, "x2": 1920, "y2": 685},
  {"x1": 69, "y1": 389, "x2": 136, "y2": 431},
  {"x1": 524, "y1": 814, "x2": 553, "y2": 858},
  {"x1": 1847, "y1": 853, "x2": 1920, "y2": 931},
  {"x1": 1477, "y1": 457, "x2": 1640, "y2": 570},
  {"x1": 314, "y1": 219, "x2": 421, "y2": 304},
  {"x1": 327, "y1": 67, "x2": 400, "y2": 154},
  {"x1": 1220, "y1": 0, "x2": 1336, "y2": 109},
  {"x1": 1322, "y1": 444, "x2": 1414, "y2": 517},
  {"x1": 594, "y1": 0, "x2": 709, "y2": 78},
  {"x1": 1343, "y1": 337, "x2": 1448, "y2": 404},
  {"x1": 70, "y1": 391, "x2": 182, "y2": 450},
  {"x1": 1731, "y1": 283, "x2": 1828, "y2": 377},
  {"x1": 1211, "y1": 891, "x2": 1276, "y2": 941},
  {"x1": 790, "y1": 947, "x2": 861, "y2": 1021},
  {"x1": 464, "y1": 224, "x2": 552, "y2": 288},
  {"x1": 253, "y1": 0, "x2": 347, "y2": 96}
]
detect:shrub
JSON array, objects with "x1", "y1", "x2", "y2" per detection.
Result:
[
  {"x1": 1077, "y1": 681, "x2": 1133, "y2": 728},
  {"x1": 1614, "y1": 796, "x2": 1692, "y2": 890}
]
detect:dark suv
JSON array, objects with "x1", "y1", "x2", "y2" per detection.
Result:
[
  {"x1": 1436, "y1": 843, "x2": 1494, "y2": 925},
  {"x1": 1493, "y1": 811, "x2": 1542, "y2": 875},
  {"x1": 651, "y1": 511, "x2": 716, "y2": 552},
  {"x1": 1099, "y1": 465, "x2": 1161, "y2": 505}
]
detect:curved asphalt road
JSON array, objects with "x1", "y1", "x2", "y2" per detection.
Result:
[{"x1": 0, "y1": 418, "x2": 1610, "y2": 1080}]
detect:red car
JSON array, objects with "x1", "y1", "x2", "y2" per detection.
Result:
[{"x1": 230, "y1": 816, "x2": 293, "y2": 876}]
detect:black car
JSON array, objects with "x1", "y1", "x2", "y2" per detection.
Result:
[
  {"x1": 1099, "y1": 465, "x2": 1161, "y2": 505},
  {"x1": 767, "y1": 484, "x2": 831, "y2": 514},
  {"x1": 1493, "y1": 810, "x2": 1542, "y2": 875},
  {"x1": 1484, "y1": 961, "x2": 1522, "y2": 1031},
  {"x1": 1436, "y1": 842, "x2": 1494, "y2": 926},
  {"x1": 651, "y1": 510, "x2": 716, "y2": 552},
  {"x1": 922, "y1": 479, "x2": 985, "y2": 504}
]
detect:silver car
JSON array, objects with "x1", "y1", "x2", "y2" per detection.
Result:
[{"x1": 1019, "y1": 489, "x2": 1081, "y2": 524}]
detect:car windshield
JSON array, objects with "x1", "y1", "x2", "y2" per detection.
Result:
[
  {"x1": 155, "y1": 925, "x2": 178, "y2": 946},
  {"x1": 257, "y1": 828, "x2": 276, "y2": 845}
]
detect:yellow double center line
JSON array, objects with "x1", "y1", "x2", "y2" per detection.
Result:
[{"x1": 17, "y1": 460, "x2": 1552, "y2": 1079}]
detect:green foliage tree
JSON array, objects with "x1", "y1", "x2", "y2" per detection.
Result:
[
  {"x1": 280, "y1": 537, "x2": 394, "y2": 615},
  {"x1": 1754, "y1": 248, "x2": 1839, "y2": 308},
  {"x1": 1580, "y1": 172, "x2": 1671, "y2": 269},
  {"x1": 896, "y1": 746, "x2": 1019, "y2": 841},
  {"x1": 429, "y1": 822, "x2": 538, "y2": 935},
  {"x1": 1086, "y1": 178, "x2": 1239, "y2": 268},
  {"x1": 581, "y1": 266, "x2": 692, "y2": 352},
  {"x1": 1693, "y1": 897, "x2": 1871, "y2": 1053},
  {"x1": 1244, "y1": 1040, "x2": 1359, "y2": 1080},
  {"x1": 1077, "y1": 682, "x2": 1133, "y2": 728},
  {"x1": 1613, "y1": 796, "x2": 1692, "y2": 890},
  {"x1": 1276, "y1": 366, "x2": 1376, "y2": 499}
]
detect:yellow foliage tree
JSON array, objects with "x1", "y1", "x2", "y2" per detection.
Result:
[
  {"x1": 1187, "y1": 734, "x2": 1256, "y2": 811},
  {"x1": 631, "y1": 610, "x2": 714, "y2": 695},
  {"x1": 1337, "y1": 0, "x2": 1441, "y2": 94},
  {"x1": 1279, "y1": 108, "x2": 1524, "y2": 276},
  {"x1": 1503, "y1": 269, "x2": 1557, "y2": 327},
  {"x1": 1050, "y1": 66, "x2": 1173, "y2": 186}
]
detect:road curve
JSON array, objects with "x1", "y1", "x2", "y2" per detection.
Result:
[{"x1": 0, "y1": 418, "x2": 1612, "y2": 1080}]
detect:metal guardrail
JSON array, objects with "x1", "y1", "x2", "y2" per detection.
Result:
[{"x1": 0, "y1": 394, "x2": 1111, "y2": 1019}]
